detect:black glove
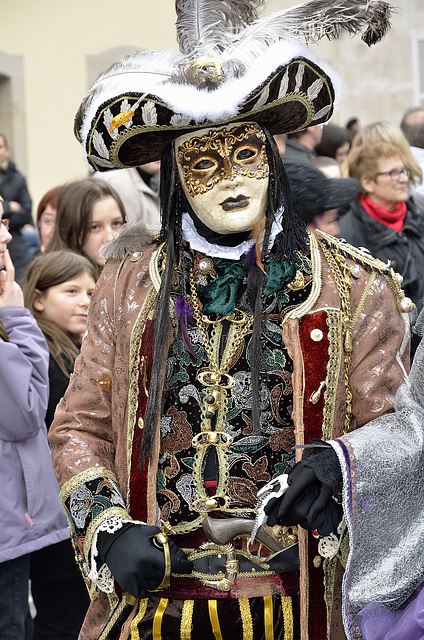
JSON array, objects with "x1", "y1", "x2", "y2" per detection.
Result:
[
  {"x1": 265, "y1": 444, "x2": 342, "y2": 536},
  {"x1": 97, "y1": 523, "x2": 193, "y2": 598}
]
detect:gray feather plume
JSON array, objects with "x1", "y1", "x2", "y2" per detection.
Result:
[
  {"x1": 224, "y1": 0, "x2": 393, "y2": 62},
  {"x1": 100, "y1": 220, "x2": 155, "y2": 260},
  {"x1": 173, "y1": 0, "x2": 393, "y2": 87},
  {"x1": 175, "y1": 0, "x2": 266, "y2": 56}
]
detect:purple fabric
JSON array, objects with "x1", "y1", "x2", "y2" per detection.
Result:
[
  {"x1": 175, "y1": 296, "x2": 195, "y2": 356},
  {"x1": 356, "y1": 586, "x2": 424, "y2": 640},
  {"x1": 245, "y1": 243, "x2": 257, "y2": 290},
  {"x1": 0, "y1": 307, "x2": 69, "y2": 563}
]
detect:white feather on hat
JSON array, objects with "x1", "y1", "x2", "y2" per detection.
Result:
[{"x1": 74, "y1": 0, "x2": 394, "y2": 171}]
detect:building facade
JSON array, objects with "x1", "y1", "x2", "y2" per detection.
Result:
[{"x1": 1, "y1": 0, "x2": 423, "y2": 210}]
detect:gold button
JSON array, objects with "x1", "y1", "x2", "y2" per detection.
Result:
[
  {"x1": 198, "y1": 256, "x2": 214, "y2": 275},
  {"x1": 399, "y1": 297, "x2": 414, "y2": 313},
  {"x1": 208, "y1": 432, "x2": 219, "y2": 444},
  {"x1": 350, "y1": 264, "x2": 361, "y2": 279},
  {"x1": 310, "y1": 329, "x2": 323, "y2": 342},
  {"x1": 205, "y1": 497, "x2": 218, "y2": 510},
  {"x1": 313, "y1": 555, "x2": 322, "y2": 568}
]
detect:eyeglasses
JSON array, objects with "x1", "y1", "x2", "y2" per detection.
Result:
[
  {"x1": 1, "y1": 218, "x2": 9, "y2": 230},
  {"x1": 375, "y1": 168, "x2": 410, "y2": 181}
]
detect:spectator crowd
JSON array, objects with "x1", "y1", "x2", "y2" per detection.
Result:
[{"x1": 1, "y1": 103, "x2": 424, "y2": 639}]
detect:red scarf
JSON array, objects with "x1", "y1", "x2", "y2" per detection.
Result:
[{"x1": 360, "y1": 196, "x2": 407, "y2": 232}]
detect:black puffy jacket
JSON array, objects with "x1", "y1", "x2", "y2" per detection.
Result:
[{"x1": 0, "y1": 161, "x2": 33, "y2": 282}]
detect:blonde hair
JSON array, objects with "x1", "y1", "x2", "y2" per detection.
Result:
[{"x1": 347, "y1": 120, "x2": 422, "y2": 184}]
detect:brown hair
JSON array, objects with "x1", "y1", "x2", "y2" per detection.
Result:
[
  {"x1": 46, "y1": 177, "x2": 125, "y2": 275},
  {"x1": 348, "y1": 121, "x2": 422, "y2": 184},
  {"x1": 23, "y1": 250, "x2": 97, "y2": 376},
  {"x1": 0, "y1": 322, "x2": 8, "y2": 342},
  {"x1": 36, "y1": 185, "x2": 62, "y2": 224},
  {"x1": 346, "y1": 141, "x2": 405, "y2": 191},
  {"x1": 315, "y1": 123, "x2": 350, "y2": 159}
]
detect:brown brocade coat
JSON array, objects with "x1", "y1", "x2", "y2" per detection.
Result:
[{"x1": 49, "y1": 228, "x2": 411, "y2": 640}]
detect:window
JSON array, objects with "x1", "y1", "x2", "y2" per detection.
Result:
[{"x1": 413, "y1": 32, "x2": 424, "y2": 107}]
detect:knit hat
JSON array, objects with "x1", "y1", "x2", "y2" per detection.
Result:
[
  {"x1": 284, "y1": 159, "x2": 361, "y2": 223},
  {"x1": 74, "y1": 1, "x2": 393, "y2": 172}
]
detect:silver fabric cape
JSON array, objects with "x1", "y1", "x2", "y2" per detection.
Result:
[{"x1": 331, "y1": 319, "x2": 424, "y2": 639}]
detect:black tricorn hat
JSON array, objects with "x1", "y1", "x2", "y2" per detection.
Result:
[{"x1": 74, "y1": 0, "x2": 393, "y2": 172}]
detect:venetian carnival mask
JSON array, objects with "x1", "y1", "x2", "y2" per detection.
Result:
[{"x1": 175, "y1": 122, "x2": 269, "y2": 235}]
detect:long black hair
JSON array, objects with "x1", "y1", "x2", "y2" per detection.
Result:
[
  {"x1": 250, "y1": 126, "x2": 307, "y2": 432},
  {"x1": 140, "y1": 124, "x2": 307, "y2": 461}
]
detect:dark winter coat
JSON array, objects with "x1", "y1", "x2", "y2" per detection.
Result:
[
  {"x1": 0, "y1": 161, "x2": 33, "y2": 281},
  {"x1": 45, "y1": 352, "x2": 75, "y2": 429},
  {"x1": 338, "y1": 198, "x2": 424, "y2": 314}
]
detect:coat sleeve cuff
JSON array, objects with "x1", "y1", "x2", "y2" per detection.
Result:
[{"x1": 59, "y1": 467, "x2": 131, "y2": 599}]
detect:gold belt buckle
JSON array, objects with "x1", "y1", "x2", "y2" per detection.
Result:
[
  {"x1": 191, "y1": 431, "x2": 233, "y2": 448},
  {"x1": 197, "y1": 542, "x2": 239, "y2": 592}
]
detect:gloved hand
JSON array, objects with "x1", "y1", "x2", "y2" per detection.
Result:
[
  {"x1": 264, "y1": 443, "x2": 343, "y2": 536},
  {"x1": 97, "y1": 523, "x2": 193, "y2": 598}
]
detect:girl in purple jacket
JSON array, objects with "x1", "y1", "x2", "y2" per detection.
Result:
[
  {"x1": 23, "y1": 250, "x2": 96, "y2": 640},
  {"x1": 0, "y1": 204, "x2": 69, "y2": 640}
]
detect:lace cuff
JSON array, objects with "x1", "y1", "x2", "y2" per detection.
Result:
[
  {"x1": 88, "y1": 517, "x2": 146, "y2": 594},
  {"x1": 318, "y1": 516, "x2": 347, "y2": 559}
]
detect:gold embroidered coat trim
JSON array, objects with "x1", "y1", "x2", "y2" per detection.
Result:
[
  {"x1": 323, "y1": 309, "x2": 343, "y2": 441},
  {"x1": 126, "y1": 285, "x2": 158, "y2": 502},
  {"x1": 282, "y1": 231, "x2": 322, "y2": 325},
  {"x1": 59, "y1": 467, "x2": 121, "y2": 503}
]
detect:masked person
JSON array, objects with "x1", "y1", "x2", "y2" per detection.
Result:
[{"x1": 48, "y1": 2, "x2": 423, "y2": 640}]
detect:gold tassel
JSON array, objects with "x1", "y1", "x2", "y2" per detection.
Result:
[
  {"x1": 251, "y1": 215, "x2": 267, "y2": 275},
  {"x1": 255, "y1": 240, "x2": 267, "y2": 275}
]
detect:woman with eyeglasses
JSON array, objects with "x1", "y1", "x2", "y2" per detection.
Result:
[
  {"x1": 339, "y1": 140, "x2": 424, "y2": 355},
  {"x1": 344, "y1": 119, "x2": 424, "y2": 213}
]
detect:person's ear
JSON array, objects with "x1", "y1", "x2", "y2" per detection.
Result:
[
  {"x1": 33, "y1": 289, "x2": 45, "y2": 312},
  {"x1": 361, "y1": 175, "x2": 375, "y2": 195}
]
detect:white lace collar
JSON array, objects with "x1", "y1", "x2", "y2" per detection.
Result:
[{"x1": 181, "y1": 207, "x2": 284, "y2": 260}]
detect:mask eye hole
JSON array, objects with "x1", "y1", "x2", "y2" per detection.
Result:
[
  {"x1": 193, "y1": 158, "x2": 216, "y2": 171},
  {"x1": 235, "y1": 147, "x2": 257, "y2": 162}
]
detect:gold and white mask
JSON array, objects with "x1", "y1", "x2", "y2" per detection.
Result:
[{"x1": 175, "y1": 122, "x2": 269, "y2": 235}]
